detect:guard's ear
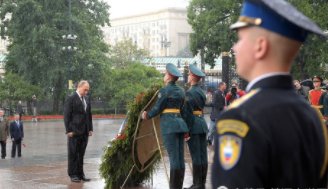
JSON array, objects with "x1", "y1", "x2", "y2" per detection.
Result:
[{"x1": 254, "y1": 36, "x2": 269, "y2": 60}]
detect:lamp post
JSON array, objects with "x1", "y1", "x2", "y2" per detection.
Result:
[
  {"x1": 161, "y1": 35, "x2": 171, "y2": 57},
  {"x1": 62, "y1": 0, "x2": 77, "y2": 93}
]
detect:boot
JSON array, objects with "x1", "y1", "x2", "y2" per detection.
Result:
[
  {"x1": 178, "y1": 168, "x2": 185, "y2": 189},
  {"x1": 200, "y1": 164, "x2": 208, "y2": 189},
  {"x1": 183, "y1": 164, "x2": 202, "y2": 189},
  {"x1": 170, "y1": 169, "x2": 185, "y2": 189}
]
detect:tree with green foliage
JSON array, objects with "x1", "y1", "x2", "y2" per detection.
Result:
[
  {"x1": 95, "y1": 62, "x2": 162, "y2": 113},
  {"x1": 0, "y1": 72, "x2": 40, "y2": 113},
  {"x1": 0, "y1": 0, "x2": 110, "y2": 113},
  {"x1": 187, "y1": 0, "x2": 328, "y2": 79},
  {"x1": 289, "y1": 0, "x2": 328, "y2": 80},
  {"x1": 109, "y1": 38, "x2": 149, "y2": 69},
  {"x1": 187, "y1": 0, "x2": 242, "y2": 68}
]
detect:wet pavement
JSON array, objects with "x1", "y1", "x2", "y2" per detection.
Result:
[{"x1": 0, "y1": 118, "x2": 213, "y2": 189}]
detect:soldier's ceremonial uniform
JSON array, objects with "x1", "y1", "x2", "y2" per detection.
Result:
[
  {"x1": 145, "y1": 63, "x2": 188, "y2": 189},
  {"x1": 183, "y1": 64, "x2": 208, "y2": 189},
  {"x1": 212, "y1": 0, "x2": 328, "y2": 188}
]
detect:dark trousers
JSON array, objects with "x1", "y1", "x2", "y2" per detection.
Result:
[
  {"x1": 67, "y1": 135, "x2": 88, "y2": 178},
  {"x1": 0, "y1": 141, "x2": 6, "y2": 158},
  {"x1": 11, "y1": 138, "x2": 22, "y2": 157},
  {"x1": 187, "y1": 133, "x2": 208, "y2": 165},
  {"x1": 163, "y1": 133, "x2": 185, "y2": 169}
]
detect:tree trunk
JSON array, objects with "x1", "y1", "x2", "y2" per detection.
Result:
[{"x1": 53, "y1": 75, "x2": 64, "y2": 114}]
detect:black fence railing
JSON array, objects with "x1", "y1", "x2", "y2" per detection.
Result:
[{"x1": 1, "y1": 100, "x2": 127, "y2": 116}]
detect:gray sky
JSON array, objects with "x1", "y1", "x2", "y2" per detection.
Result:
[{"x1": 104, "y1": 0, "x2": 190, "y2": 18}]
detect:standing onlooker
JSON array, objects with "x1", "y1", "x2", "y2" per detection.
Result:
[
  {"x1": 183, "y1": 64, "x2": 208, "y2": 189},
  {"x1": 31, "y1": 95, "x2": 37, "y2": 122},
  {"x1": 10, "y1": 114, "x2": 24, "y2": 158},
  {"x1": 319, "y1": 90, "x2": 328, "y2": 121},
  {"x1": 225, "y1": 83, "x2": 246, "y2": 105},
  {"x1": 0, "y1": 109, "x2": 9, "y2": 159},
  {"x1": 64, "y1": 80, "x2": 93, "y2": 183},
  {"x1": 293, "y1": 79, "x2": 310, "y2": 100},
  {"x1": 207, "y1": 82, "x2": 226, "y2": 145},
  {"x1": 308, "y1": 76, "x2": 325, "y2": 109},
  {"x1": 16, "y1": 101, "x2": 24, "y2": 121},
  {"x1": 142, "y1": 63, "x2": 188, "y2": 189},
  {"x1": 205, "y1": 89, "x2": 213, "y2": 106},
  {"x1": 212, "y1": 0, "x2": 328, "y2": 188}
]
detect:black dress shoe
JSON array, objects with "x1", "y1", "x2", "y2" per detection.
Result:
[
  {"x1": 70, "y1": 176, "x2": 81, "y2": 183},
  {"x1": 80, "y1": 176, "x2": 91, "y2": 182}
]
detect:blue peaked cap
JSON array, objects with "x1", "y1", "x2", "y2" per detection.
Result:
[
  {"x1": 230, "y1": 0, "x2": 327, "y2": 42},
  {"x1": 166, "y1": 63, "x2": 182, "y2": 77},
  {"x1": 189, "y1": 64, "x2": 205, "y2": 77}
]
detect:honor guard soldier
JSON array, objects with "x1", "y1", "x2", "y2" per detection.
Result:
[
  {"x1": 212, "y1": 0, "x2": 328, "y2": 188},
  {"x1": 183, "y1": 64, "x2": 208, "y2": 189},
  {"x1": 142, "y1": 63, "x2": 188, "y2": 189}
]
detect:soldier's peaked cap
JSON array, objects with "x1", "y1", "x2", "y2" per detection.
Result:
[
  {"x1": 230, "y1": 0, "x2": 327, "y2": 42},
  {"x1": 189, "y1": 64, "x2": 205, "y2": 77},
  {"x1": 166, "y1": 63, "x2": 182, "y2": 77}
]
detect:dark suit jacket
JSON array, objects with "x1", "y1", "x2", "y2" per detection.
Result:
[
  {"x1": 210, "y1": 89, "x2": 226, "y2": 120},
  {"x1": 64, "y1": 92, "x2": 93, "y2": 136},
  {"x1": 10, "y1": 120, "x2": 24, "y2": 140}
]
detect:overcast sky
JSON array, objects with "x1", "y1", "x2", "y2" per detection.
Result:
[{"x1": 104, "y1": 0, "x2": 190, "y2": 18}]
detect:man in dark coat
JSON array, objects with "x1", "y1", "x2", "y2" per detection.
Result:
[
  {"x1": 0, "y1": 109, "x2": 9, "y2": 159},
  {"x1": 10, "y1": 114, "x2": 24, "y2": 158},
  {"x1": 212, "y1": 0, "x2": 328, "y2": 188},
  {"x1": 142, "y1": 63, "x2": 188, "y2": 189},
  {"x1": 64, "y1": 80, "x2": 93, "y2": 183},
  {"x1": 183, "y1": 64, "x2": 208, "y2": 189},
  {"x1": 207, "y1": 82, "x2": 226, "y2": 145},
  {"x1": 16, "y1": 101, "x2": 24, "y2": 121}
]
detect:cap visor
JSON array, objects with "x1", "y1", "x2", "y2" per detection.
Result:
[{"x1": 230, "y1": 21, "x2": 250, "y2": 30}]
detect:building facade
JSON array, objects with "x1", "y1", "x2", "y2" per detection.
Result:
[{"x1": 102, "y1": 8, "x2": 192, "y2": 57}]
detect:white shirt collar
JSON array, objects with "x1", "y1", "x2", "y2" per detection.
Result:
[
  {"x1": 246, "y1": 72, "x2": 290, "y2": 92},
  {"x1": 76, "y1": 91, "x2": 82, "y2": 98}
]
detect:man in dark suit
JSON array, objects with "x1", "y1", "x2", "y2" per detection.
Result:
[
  {"x1": 64, "y1": 80, "x2": 93, "y2": 183},
  {"x1": 10, "y1": 114, "x2": 24, "y2": 158},
  {"x1": 207, "y1": 82, "x2": 226, "y2": 145},
  {"x1": 212, "y1": 0, "x2": 328, "y2": 188}
]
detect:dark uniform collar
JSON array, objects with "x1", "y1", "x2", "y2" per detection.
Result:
[
  {"x1": 168, "y1": 81, "x2": 176, "y2": 85},
  {"x1": 248, "y1": 74, "x2": 293, "y2": 91}
]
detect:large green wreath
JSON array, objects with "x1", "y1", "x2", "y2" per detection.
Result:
[{"x1": 99, "y1": 84, "x2": 162, "y2": 188}]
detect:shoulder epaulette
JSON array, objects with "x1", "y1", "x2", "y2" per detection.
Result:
[{"x1": 227, "y1": 89, "x2": 260, "y2": 110}]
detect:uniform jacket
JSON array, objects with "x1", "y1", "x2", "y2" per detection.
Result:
[
  {"x1": 212, "y1": 75, "x2": 328, "y2": 188},
  {"x1": 10, "y1": 120, "x2": 24, "y2": 141},
  {"x1": 148, "y1": 81, "x2": 188, "y2": 134},
  {"x1": 210, "y1": 89, "x2": 226, "y2": 120},
  {"x1": 319, "y1": 91, "x2": 328, "y2": 117},
  {"x1": 309, "y1": 89, "x2": 324, "y2": 106},
  {"x1": 64, "y1": 92, "x2": 93, "y2": 136},
  {"x1": 183, "y1": 84, "x2": 208, "y2": 134},
  {"x1": 0, "y1": 118, "x2": 9, "y2": 141}
]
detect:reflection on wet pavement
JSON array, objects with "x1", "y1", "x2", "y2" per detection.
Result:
[{"x1": 0, "y1": 119, "x2": 213, "y2": 189}]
